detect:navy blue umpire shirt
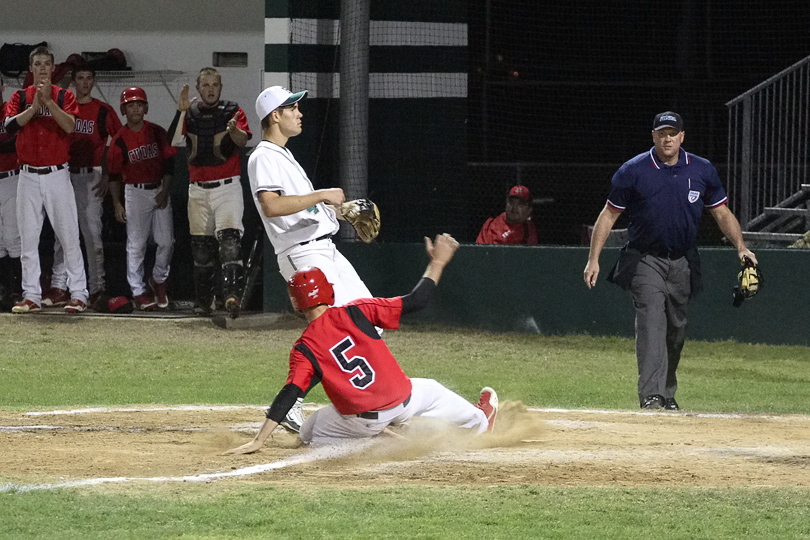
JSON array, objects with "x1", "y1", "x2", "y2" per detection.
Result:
[{"x1": 607, "y1": 147, "x2": 728, "y2": 253}]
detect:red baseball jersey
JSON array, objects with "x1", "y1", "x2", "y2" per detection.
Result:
[
  {"x1": 182, "y1": 104, "x2": 251, "y2": 182},
  {"x1": 69, "y1": 98, "x2": 123, "y2": 167},
  {"x1": 287, "y1": 297, "x2": 412, "y2": 415},
  {"x1": 476, "y1": 213, "x2": 538, "y2": 245},
  {"x1": 107, "y1": 121, "x2": 177, "y2": 184},
  {"x1": 0, "y1": 102, "x2": 18, "y2": 172},
  {"x1": 5, "y1": 85, "x2": 78, "y2": 166}
]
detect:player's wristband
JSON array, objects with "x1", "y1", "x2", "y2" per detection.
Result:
[{"x1": 266, "y1": 383, "x2": 304, "y2": 423}]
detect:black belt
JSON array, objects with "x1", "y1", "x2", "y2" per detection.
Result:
[
  {"x1": 647, "y1": 249, "x2": 686, "y2": 260},
  {"x1": 70, "y1": 166, "x2": 94, "y2": 174},
  {"x1": 357, "y1": 395, "x2": 411, "y2": 420},
  {"x1": 195, "y1": 178, "x2": 234, "y2": 190},
  {"x1": 299, "y1": 233, "x2": 332, "y2": 246},
  {"x1": 132, "y1": 182, "x2": 161, "y2": 190},
  {"x1": 0, "y1": 169, "x2": 19, "y2": 179},
  {"x1": 21, "y1": 164, "x2": 66, "y2": 175}
]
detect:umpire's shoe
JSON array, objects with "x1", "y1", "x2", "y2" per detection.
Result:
[
  {"x1": 640, "y1": 395, "x2": 666, "y2": 409},
  {"x1": 664, "y1": 397, "x2": 680, "y2": 410}
]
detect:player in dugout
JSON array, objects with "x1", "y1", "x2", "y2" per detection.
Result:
[
  {"x1": 226, "y1": 233, "x2": 498, "y2": 453},
  {"x1": 476, "y1": 185, "x2": 539, "y2": 245}
]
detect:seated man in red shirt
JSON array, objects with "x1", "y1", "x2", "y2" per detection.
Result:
[
  {"x1": 227, "y1": 233, "x2": 498, "y2": 453},
  {"x1": 476, "y1": 185, "x2": 538, "y2": 245}
]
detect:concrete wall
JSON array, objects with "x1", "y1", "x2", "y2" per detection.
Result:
[
  {"x1": 0, "y1": 0, "x2": 265, "y2": 139},
  {"x1": 263, "y1": 243, "x2": 810, "y2": 346}
]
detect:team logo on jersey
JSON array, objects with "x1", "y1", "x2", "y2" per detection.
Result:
[
  {"x1": 128, "y1": 142, "x2": 159, "y2": 163},
  {"x1": 688, "y1": 190, "x2": 700, "y2": 203},
  {"x1": 75, "y1": 118, "x2": 96, "y2": 134}
]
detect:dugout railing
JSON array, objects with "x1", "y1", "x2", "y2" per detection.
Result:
[{"x1": 726, "y1": 54, "x2": 810, "y2": 246}]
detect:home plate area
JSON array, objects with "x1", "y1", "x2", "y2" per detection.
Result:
[{"x1": 1, "y1": 403, "x2": 809, "y2": 492}]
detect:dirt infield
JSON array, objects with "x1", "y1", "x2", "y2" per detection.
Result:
[{"x1": 2, "y1": 402, "x2": 809, "y2": 491}]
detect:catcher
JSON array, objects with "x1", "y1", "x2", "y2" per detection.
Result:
[{"x1": 247, "y1": 86, "x2": 380, "y2": 433}]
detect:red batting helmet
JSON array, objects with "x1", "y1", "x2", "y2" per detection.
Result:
[
  {"x1": 287, "y1": 267, "x2": 335, "y2": 311},
  {"x1": 120, "y1": 86, "x2": 148, "y2": 115}
]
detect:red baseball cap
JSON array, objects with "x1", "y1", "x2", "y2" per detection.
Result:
[{"x1": 509, "y1": 185, "x2": 531, "y2": 201}]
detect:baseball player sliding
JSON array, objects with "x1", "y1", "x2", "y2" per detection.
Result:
[
  {"x1": 108, "y1": 87, "x2": 177, "y2": 310},
  {"x1": 226, "y1": 233, "x2": 498, "y2": 453},
  {"x1": 247, "y1": 86, "x2": 377, "y2": 432},
  {"x1": 5, "y1": 46, "x2": 88, "y2": 313}
]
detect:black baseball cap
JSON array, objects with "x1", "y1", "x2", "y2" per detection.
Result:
[{"x1": 653, "y1": 111, "x2": 683, "y2": 132}]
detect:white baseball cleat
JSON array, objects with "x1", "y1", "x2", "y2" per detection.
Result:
[
  {"x1": 281, "y1": 397, "x2": 304, "y2": 433},
  {"x1": 476, "y1": 387, "x2": 499, "y2": 432}
]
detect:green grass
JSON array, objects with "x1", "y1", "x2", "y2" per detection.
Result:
[
  {"x1": 1, "y1": 315, "x2": 809, "y2": 538},
  {"x1": 2, "y1": 485, "x2": 810, "y2": 539}
]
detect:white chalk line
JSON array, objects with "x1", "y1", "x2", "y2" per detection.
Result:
[
  {"x1": 0, "y1": 439, "x2": 376, "y2": 493},
  {"x1": 21, "y1": 404, "x2": 810, "y2": 421},
  {"x1": 529, "y1": 407, "x2": 810, "y2": 421}
]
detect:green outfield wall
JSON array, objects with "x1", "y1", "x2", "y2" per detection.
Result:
[{"x1": 263, "y1": 242, "x2": 810, "y2": 347}]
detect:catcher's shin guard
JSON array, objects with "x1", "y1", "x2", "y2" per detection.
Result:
[
  {"x1": 222, "y1": 262, "x2": 245, "y2": 318},
  {"x1": 191, "y1": 235, "x2": 218, "y2": 315},
  {"x1": 217, "y1": 228, "x2": 244, "y2": 318}
]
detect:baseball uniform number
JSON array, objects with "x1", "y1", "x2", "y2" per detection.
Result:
[{"x1": 330, "y1": 337, "x2": 375, "y2": 389}]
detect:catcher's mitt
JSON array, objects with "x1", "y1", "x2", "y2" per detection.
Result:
[
  {"x1": 339, "y1": 198, "x2": 380, "y2": 243},
  {"x1": 732, "y1": 256, "x2": 762, "y2": 307}
]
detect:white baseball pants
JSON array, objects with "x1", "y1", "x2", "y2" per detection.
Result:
[
  {"x1": 0, "y1": 172, "x2": 21, "y2": 258},
  {"x1": 16, "y1": 166, "x2": 87, "y2": 304},
  {"x1": 300, "y1": 378, "x2": 489, "y2": 445},
  {"x1": 51, "y1": 168, "x2": 105, "y2": 294},
  {"x1": 124, "y1": 184, "x2": 174, "y2": 296},
  {"x1": 187, "y1": 177, "x2": 244, "y2": 235},
  {"x1": 277, "y1": 238, "x2": 371, "y2": 307}
]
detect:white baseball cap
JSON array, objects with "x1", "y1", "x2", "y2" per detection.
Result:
[{"x1": 255, "y1": 86, "x2": 308, "y2": 121}]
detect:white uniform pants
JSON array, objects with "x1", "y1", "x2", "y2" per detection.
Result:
[
  {"x1": 16, "y1": 166, "x2": 87, "y2": 304},
  {"x1": 300, "y1": 378, "x2": 489, "y2": 445},
  {"x1": 0, "y1": 172, "x2": 21, "y2": 258},
  {"x1": 277, "y1": 238, "x2": 371, "y2": 307},
  {"x1": 187, "y1": 177, "x2": 244, "y2": 236},
  {"x1": 51, "y1": 168, "x2": 105, "y2": 294},
  {"x1": 124, "y1": 185, "x2": 174, "y2": 296}
]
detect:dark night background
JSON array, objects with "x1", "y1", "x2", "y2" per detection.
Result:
[{"x1": 464, "y1": 0, "x2": 810, "y2": 244}]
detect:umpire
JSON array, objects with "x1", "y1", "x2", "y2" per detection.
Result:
[{"x1": 583, "y1": 111, "x2": 757, "y2": 410}]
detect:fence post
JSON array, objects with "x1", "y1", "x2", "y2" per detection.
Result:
[{"x1": 740, "y1": 96, "x2": 752, "y2": 229}]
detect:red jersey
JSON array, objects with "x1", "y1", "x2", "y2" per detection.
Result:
[
  {"x1": 287, "y1": 297, "x2": 412, "y2": 415},
  {"x1": 476, "y1": 213, "x2": 538, "y2": 245},
  {"x1": 0, "y1": 102, "x2": 18, "y2": 172},
  {"x1": 69, "y1": 98, "x2": 123, "y2": 168},
  {"x1": 181, "y1": 102, "x2": 251, "y2": 182},
  {"x1": 107, "y1": 121, "x2": 177, "y2": 184},
  {"x1": 5, "y1": 85, "x2": 78, "y2": 166}
]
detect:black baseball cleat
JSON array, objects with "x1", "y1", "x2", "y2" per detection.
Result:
[
  {"x1": 640, "y1": 394, "x2": 665, "y2": 409},
  {"x1": 664, "y1": 397, "x2": 679, "y2": 410}
]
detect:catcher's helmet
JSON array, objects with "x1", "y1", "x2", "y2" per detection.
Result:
[
  {"x1": 287, "y1": 267, "x2": 334, "y2": 311},
  {"x1": 120, "y1": 86, "x2": 148, "y2": 115}
]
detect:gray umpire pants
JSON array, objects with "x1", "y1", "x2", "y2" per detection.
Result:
[{"x1": 629, "y1": 254, "x2": 690, "y2": 404}]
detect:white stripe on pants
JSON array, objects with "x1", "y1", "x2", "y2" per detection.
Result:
[
  {"x1": 124, "y1": 185, "x2": 174, "y2": 296},
  {"x1": 16, "y1": 167, "x2": 87, "y2": 304},
  {"x1": 51, "y1": 169, "x2": 105, "y2": 294}
]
